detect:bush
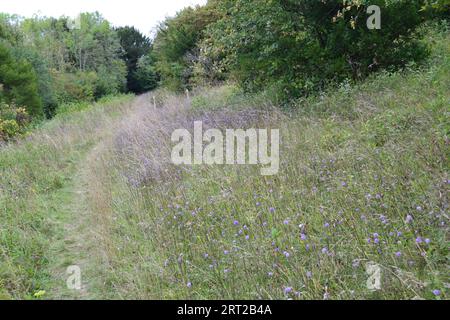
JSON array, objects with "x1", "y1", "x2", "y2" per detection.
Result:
[
  {"x1": 95, "y1": 60, "x2": 127, "y2": 98},
  {"x1": 0, "y1": 102, "x2": 30, "y2": 141},
  {"x1": 199, "y1": 0, "x2": 434, "y2": 99},
  {"x1": 153, "y1": 3, "x2": 221, "y2": 91},
  {"x1": 52, "y1": 71, "x2": 98, "y2": 104},
  {"x1": 131, "y1": 55, "x2": 159, "y2": 94},
  {"x1": 0, "y1": 118, "x2": 20, "y2": 140}
]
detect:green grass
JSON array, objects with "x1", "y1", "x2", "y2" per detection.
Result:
[{"x1": 0, "y1": 95, "x2": 133, "y2": 299}]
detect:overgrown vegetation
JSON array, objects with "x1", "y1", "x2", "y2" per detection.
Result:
[
  {"x1": 75, "y1": 27, "x2": 449, "y2": 300},
  {"x1": 0, "y1": 0, "x2": 448, "y2": 300},
  {"x1": 0, "y1": 12, "x2": 157, "y2": 141},
  {"x1": 154, "y1": 0, "x2": 448, "y2": 96}
]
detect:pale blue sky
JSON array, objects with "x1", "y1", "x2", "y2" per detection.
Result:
[{"x1": 0, "y1": 0, "x2": 207, "y2": 35}]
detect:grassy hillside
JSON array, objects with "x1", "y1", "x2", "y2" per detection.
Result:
[
  {"x1": 0, "y1": 29, "x2": 448, "y2": 300},
  {"x1": 0, "y1": 95, "x2": 134, "y2": 299}
]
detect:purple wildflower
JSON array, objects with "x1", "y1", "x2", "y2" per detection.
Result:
[
  {"x1": 405, "y1": 215, "x2": 413, "y2": 224},
  {"x1": 284, "y1": 287, "x2": 293, "y2": 294},
  {"x1": 432, "y1": 290, "x2": 441, "y2": 296}
]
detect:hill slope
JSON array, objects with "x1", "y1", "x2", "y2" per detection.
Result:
[{"x1": 0, "y1": 31, "x2": 448, "y2": 300}]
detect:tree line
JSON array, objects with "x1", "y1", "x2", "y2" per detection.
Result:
[{"x1": 152, "y1": 0, "x2": 448, "y2": 98}]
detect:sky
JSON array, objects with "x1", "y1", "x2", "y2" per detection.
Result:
[{"x1": 0, "y1": 0, "x2": 208, "y2": 35}]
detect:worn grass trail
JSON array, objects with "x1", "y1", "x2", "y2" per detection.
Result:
[
  {"x1": 42, "y1": 95, "x2": 156, "y2": 300},
  {"x1": 0, "y1": 95, "x2": 140, "y2": 299},
  {"x1": 44, "y1": 143, "x2": 113, "y2": 299}
]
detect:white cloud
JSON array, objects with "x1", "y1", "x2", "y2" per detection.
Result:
[{"x1": 0, "y1": 0, "x2": 207, "y2": 35}]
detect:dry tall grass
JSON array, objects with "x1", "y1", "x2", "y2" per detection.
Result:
[{"x1": 81, "y1": 40, "x2": 449, "y2": 299}]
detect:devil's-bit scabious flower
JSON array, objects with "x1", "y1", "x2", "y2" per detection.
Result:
[
  {"x1": 406, "y1": 215, "x2": 413, "y2": 224},
  {"x1": 432, "y1": 290, "x2": 441, "y2": 296},
  {"x1": 284, "y1": 287, "x2": 293, "y2": 294}
]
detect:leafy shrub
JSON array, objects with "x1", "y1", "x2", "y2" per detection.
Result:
[
  {"x1": 153, "y1": 3, "x2": 221, "y2": 91},
  {"x1": 198, "y1": 0, "x2": 435, "y2": 99},
  {"x1": 95, "y1": 60, "x2": 127, "y2": 98},
  {"x1": 0, "y1": 118, "x2": 20, "y2": 140},
  {"x1": 52, "y1": 71, "x2": 98, "y2": 103},
  {"x1": 129, "y1": 55, "x2": 159, "y2": 94},
  {"x1": 0, "y1": 102, "x2": 30, "y2": 141}
]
